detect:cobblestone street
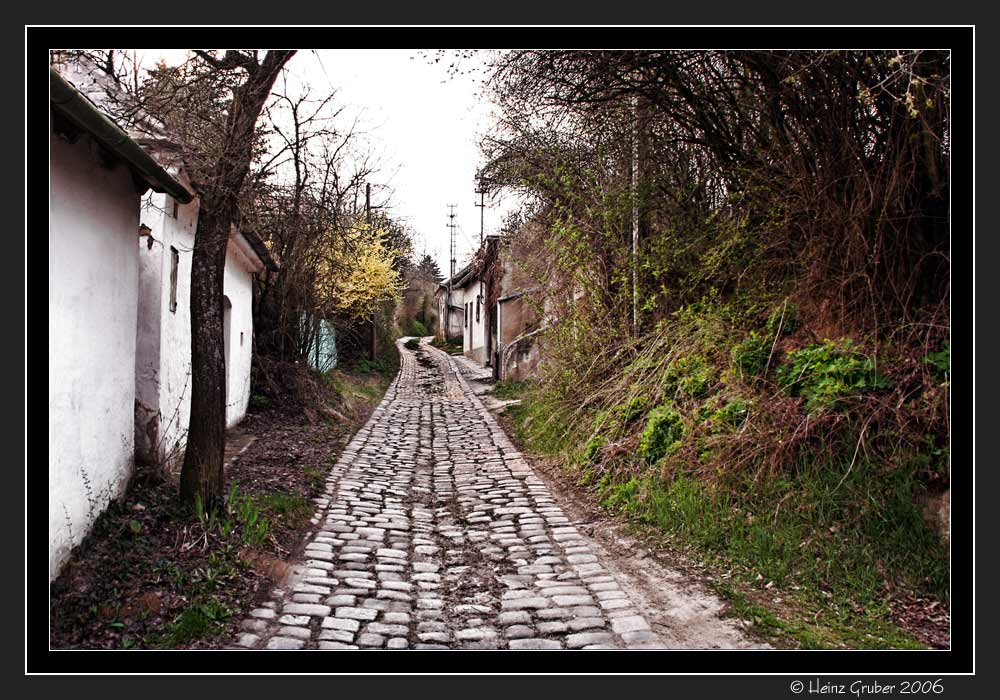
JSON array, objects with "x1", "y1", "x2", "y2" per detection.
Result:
[{"x1": 235, "y1": 338, "x2": 665, "y2": 650}]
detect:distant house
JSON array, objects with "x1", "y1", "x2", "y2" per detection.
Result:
[
  {"x1": 496, "y1": 286, "x2": 543, "y2": 382},
  {"x1": 434, "y1": 284, "x2": 465, "y2": 342},
  {"x1": 436, "y1": 231, "x2": 546, "y2": 380},
  {"x1": 441, "y1": 236, "x2": 501, "y2": 366},
  {"x1": 133, "y1": 156, "x2": 278, "y2": 471},
  {"x1": 49, "y1": 68, "x2": 193, "y2": 580}
]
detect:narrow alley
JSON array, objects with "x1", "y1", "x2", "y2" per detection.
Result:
[{"x1": 238, "y1": 338, "x2": 669, "y2": 650}]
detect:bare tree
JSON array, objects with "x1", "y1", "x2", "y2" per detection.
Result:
[{"x1": 178, "y1": 50, "x2": 296, "y2": 509}]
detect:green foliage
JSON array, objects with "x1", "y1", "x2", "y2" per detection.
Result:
[
  {"x1": 505, "y1": 394, "x2": 579, "y2": 457},
  {"x1": 405, "y1": 318, "x2": 429, "y2": 337},
  {"x1": 706, "y1": 397, "x2": 751, "y2": 432},
  {"x1": 404, "y1": 338, "x2": 421, "y2": 351},
  {"x1": 582, "y1": 434, "x2": 608, "y2": 464},
  {"x1": 775, "y1": 339, "x2": 890, "y2": 413},
  {"x1": 766, "y1": 301, "x2": 799, "y2": 336},
  {"x1": 195, "y1": 485, "x2": 273, "y2": 548},
  {"x1": 154, "y1": 599, "x2": 233, "y2": 648},
  {"x1": 591, "y1": 396, "x2": 649, "y2": 438},
  {"x1": 249, "y1": 394, "x2": 271, "y2": 411},
  {"x1": 254, "y1": 491, "x2": 312, "y2": 518},
  {"x1": 615, "y1": 395, "x2": 649, "y2": 425},
  {"x1": 664, "y1": 356, "x2": 716, "y2": 400},
  {"x1": 923, "y1": 341, "x2": 950, "y2": 382},
  {"x1": 731, "y1": 331, "x2": 772, "y2": 380},
  {"x1": 638, "y1": 404, "x2": 684, "y2": 463},
  {"x1": 356, "y1": 357, "x2": 390, "y2": 375},
  {"x1": 594, "y1": 455, "x2": 948, "y2": 609},
  {"x1": 491, "y1": 379, "x2": 533, "y2": 399}
]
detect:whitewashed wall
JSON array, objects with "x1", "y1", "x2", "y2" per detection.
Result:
[
  {"x1": 135, "y1": 186, "x2": 198, "y2": 470},
  {"x1": 135, "y1": 186, "x2": 259, "y2": 470},
  {"x1": 49, "y1": 126, "x2": 140, "y2": 580},
  {"x1": 462, "y1": 282, "x2": 487, "y2": 364},
  {"x1": 436, "y1": 291, "x2": 465, "y2": 341},
  {"x1": 222, "y1": 242, "x2": 256, "y2": 428}
]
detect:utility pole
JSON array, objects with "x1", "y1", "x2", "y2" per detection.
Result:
[
  {"x1": 447, "y1": 204, "x2": 457, "y2": 339},
  {"x1": 474, "y1": 182, "x2": 486, "y2": 247},
  {"x1": 474, "y1": 181, "x2": 489, "y2": 365}
]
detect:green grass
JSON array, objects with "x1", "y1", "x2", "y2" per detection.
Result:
[
  {"x1": 149, "y1": 599, "x2": 233, "y2": 648},
  {"x1": 505, "y1": 395, "x2": 580, "y2": 458},
  {"x1": 303, "y1": 466, "x2": 326, "y2": 495},
  {"x1": 253, "y1": 491, "x2": 313, "y2": 528},
  {"x1": 490, "y1": 379, "x2": 533, "y2": 400}
]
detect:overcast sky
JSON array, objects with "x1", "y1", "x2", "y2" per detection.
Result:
[
  {"x1": 151, "y1": 49, "x2": 514, "y2": 280},
  {"x1": 307, "y1": 49, "x2": 514, "y2": 277}
]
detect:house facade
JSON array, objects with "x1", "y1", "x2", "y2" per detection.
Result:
[
  {"x1": 435, "y1": 285, "x2": 465, "y2": 341},
  {"x1": 49, "y1": 68, "x2": 193, "y2": 580},
  {"x1": 436, "y1": 232, "x2": 546, "y2": 380},
  {"x1": 442, "y1": 247, "x2": 496, "y2": 366},
  {"x1": 134, "y1": 173, "x2": 277, "y2": 471}
]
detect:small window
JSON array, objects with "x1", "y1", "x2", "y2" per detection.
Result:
[
  {"x1": 476, "y1": 296, "x2": 481, "y2": 323},
  {"x1": 465, "y1": 303, "x2": 469, "y2": 328},
  {"x1": 240, "y1": 332, "x2": 244, "y2": 346},
  {"x1": 169, "y1": 247, "x2": 179, "y2": 313},
  {"x1": 172, "y1": 198, "x2": 179, "y2": 219}
]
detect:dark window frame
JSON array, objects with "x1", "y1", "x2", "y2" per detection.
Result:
[{"x1": 169, "y1": 246, "x2": 179, "y2": 313}]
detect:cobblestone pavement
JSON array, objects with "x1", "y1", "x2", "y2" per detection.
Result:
[{"x1": 235, "y1": 338, "x2": 664, "y2": 650}]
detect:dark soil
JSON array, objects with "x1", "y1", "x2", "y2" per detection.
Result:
[{"x1": 49, "y1": 359, "x2": 394, "y2": 650}]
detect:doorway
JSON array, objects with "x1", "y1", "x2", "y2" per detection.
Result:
[{"x1": 223, "y1": 295, "x2": 232, "y2": 409}]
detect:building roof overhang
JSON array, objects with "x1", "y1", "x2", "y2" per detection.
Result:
[{"x1": 50, "y1": 68, "x2": 194, "y2": 204}]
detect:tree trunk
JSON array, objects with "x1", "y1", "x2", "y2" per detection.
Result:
[
  {"x1": 180, "y1": 205, "x2": 230, "y2": 508},
  {"x1": 179, "y1": 50, "x2": 296, "y2": 510}
]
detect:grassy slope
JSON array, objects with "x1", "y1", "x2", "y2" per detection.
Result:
[{"x1": 499, "y1": 377, "x2": 948, "y2": 650}]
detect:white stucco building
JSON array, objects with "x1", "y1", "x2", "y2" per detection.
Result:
[
  {"x1": 442, "y1": 236, "x2": 503, "y2": 366},
  {"x1": 133, "y1": 167, "x2": 277, "y2": 471},
  {"x1": 444, "y1": 262, "x2": 488, "y2": 364},
  {"x1": 49, "y1": 68, "x2": 193, "y2": 580},
  {"x1": 434, "y1": 285, "x2": 465, "y2": 341}
]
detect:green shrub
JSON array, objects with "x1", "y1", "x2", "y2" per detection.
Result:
[
  {"x1": 616, "y1": 395, "x2": 649, "y2": 424},
  {"x1": 405, "y1": 319, "x2": 429, "y2": 337},
  {"x1": 708, "y1": 397, "x2": 751, "y2": 432},
  {"x1": 775, "y1": 339, "x2": 890, "y2": 413},
  {"x1": 665, "y1": 356, "x2": 716, "y2": 399},
  {"x1": 404, "y1": 338, "x2": 421, "y2": 351},
  {"x1": 766, "y1": 301, "x2": 798, "y2": 336},
  {"x1": 583, "y1": 434, "x2": 608, "y2": 464},
  {"x1": 249, "y1": 394, "x2": 271, "y2": 411},
  {"x1": 357, "y1": 357, "x2": 389, "y2": 375},
  {"x1": 638, "y1": 404, "x2": 684, "y2": 463},
  {"x1": 592, "y1": 395, "x2": 649, "y2": 438},
  {"x1": 731, "y1": 331, "x2": 772, "y2": 380},
  {"x1": 923, "y1": 341, "x2": 949, "y2": 382},
  {"x1": 601, "y1": 476, "x2": 643, "y2": 514}
]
